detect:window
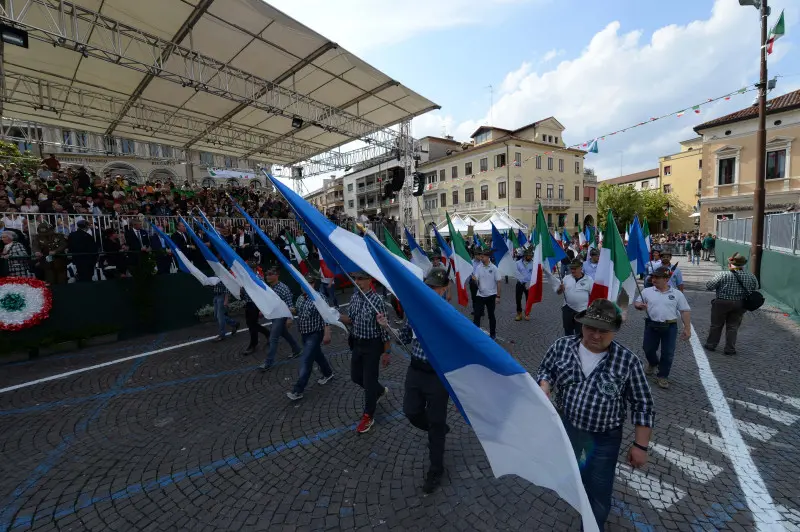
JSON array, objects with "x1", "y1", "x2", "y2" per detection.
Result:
[
  {"x1": 640, "y1": 181, "x2": 649, "y2": 189},
  {"x1": 536, "y1": 155, "x2": 542, "y2": 169},
  {"x1": 575, "y1": 161, "x2": 580, "y2": 174},
  {"x1": 200, "y1": 151, "x2": 214, "y2": 165},
  {"x1": 120, "y1": 138, "x2": 135, "y2": 154},
  {"x1": 465, "y1": 162, "x2": 473, "y2": 175},
  {"x1": 546, "y1": 184, "x2": 553, "y2": 198},
  {"x1": 514, "y1": 152, "x2": 521, "y2": 166},
  {"x1": 480, "y1": 158, "x2": 488, "y2": 172},
  {"x1": 558, "y1": 184, "x2": 564, "y2": 199},
  {"x1": 480, "y1": 185, "x2": 489, "y2": 201},
  {"x1": 62, "y1": 130, "x2": 74, "y2": 153},
  {"x1": 76, "y1": 132, "x2": 89, "y2": 153},
  {"x1": 348, "y1": 200, "x2": 354, "y2": 208},
  {"x1": 555, "y1": 137, "x2": 559, "y2": 144},
  {"x1": 465, "y1": 188, "x2": 474, "y2": 202},
  {"x1": 347, "y1": 183, "x2": 353, "y2": 192},
  {"x1": 766, "y1": 149, "x2": 786, "y2": 180},
  {"x1": 440, "y1": 193, "x2": 447, "y2": 207},
  {"x1": 574, "y1": 186, "x2": 580, "y2": 201},
  {"x1": 699, "y1": 159, "x2": 703, "y2": 170},
  {"x1": 718, "y1": 157, "x2": 735, "y2": 185},
  {"x1": 558, "y1": 214, "x2": 567, "y2": 228},
  {"x1": 498, "y1": 181, "x2": 507, "y2": 199},
  {"x1": 574, "y1": 213, "x2": 579, "y2": 227},
  {"x1": 149, "y1": 143, "x2": 160, "y2": 158},
  {"x1": 558, "y1": 159, "x2": 564, "y2": 173},
  {"x1": 426, "y1": 173, "x2": 437, "y2": 184},
  {"x1": 424, "y1": 198, "x2": 438, "y2": 210},
  {"x1": 547, "y1": 157, "x2": 553, "y2": 171},
  {"x1": 663, "y1": 184, "x2": 672, "y2": 193},
  {"x1": 664, "y1": 165, "x2": 672, "y2": 176},
  {"x1": 451, "y1": 166, "x2": 458, "y2": 179},
  {"x1": 547, "y1": 213, "x2": 553, "y2": 226},
  {"x1": 495, "y1": 153, "x2": 506, "y2": 168},
  {"x1": 475, "y1": 131, "x2": 491, "y2": 144},
  {"x1": 223, "y1": 156, "x2": 237, "y2": 168},
  {"x1": 536, "y1": 183, "x2": 541, "y2": 198},
  {"x1": 162, "y1": 145, "x2": 173, "y2": 159},
  {"x1": 452, "y1": 190, "x2": 459, "y2": 205},
  {"x1": 515, "y1": 181, "x2": 522, "y2": 198},
  {"x1": 584, "y1": 187, "x2": 596, "y2": 202},
  {"x1": 439, "y1": 169, "x2": 446, "y2": 181},
  {"x1": 548, "y1": 135, "x2": 553, "y2": 143}
]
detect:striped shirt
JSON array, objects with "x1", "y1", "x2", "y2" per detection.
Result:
[
  {"x1": 295, "y1": 293, "x2": 329, "y2": 334},
  {"x1": 347, "y1": 289, "x2": 390, "y2": 341},
  {"x1": 706, "y1": 269, "x2": 759, "y2": 301}
]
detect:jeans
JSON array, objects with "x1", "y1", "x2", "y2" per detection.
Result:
[
  {"x1": 691, "y1": 251, "x2": 700, "y2": 265},
  {"x1": 404, "y1": 363, "x2": 450, "y2": 474},
  {"x1": 266, "y1": 317, "x2": 301, "y2": 365},
  {"x1": 213, "y1": 295, "x2": 238, "y2": 338},
  {"x1": 469, "y1": 279, "x2": 479, "y2": 314},
  {"x1": 351, "y1": 338, "x2": 385, "y2": 416},
  {"x1": 515, "y1": 281, "x2": 528, "y2": 313},
  {"x1": 642, "y1": 320, "x2": 678, "y2": 378},
  {"x1": 706, "y1": 299, "x2": 745, "y2": 354},
  {"x1": 319, "y1": 281, "x2": 338, "y2": 307},
  {"x1": 293, "y1": 331, "x2": 333, "y2": 394},
  {"x1": 562, "y1": 416, "x2": 623, "y2": 531},
  {"x1": 473, "y1": 295, "x2": 497, "y2": 338},
  {"x1": 562, "y1": 305, "x2": 579, "y2": 336},
  {"x1": 245, "y1": 302, "x2": 269, "y2": 349}
]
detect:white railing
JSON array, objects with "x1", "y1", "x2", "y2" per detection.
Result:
[{"x1": 717, "y1": 213, "x2": 800, "y2": 255}]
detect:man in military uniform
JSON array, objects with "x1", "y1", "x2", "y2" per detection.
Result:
[
  {"x1": 33, "y1": 222, "x2": 68, "y2": 284},
  {"x1": 378, "y1": 268, "x2": 451, "y2": 493}
]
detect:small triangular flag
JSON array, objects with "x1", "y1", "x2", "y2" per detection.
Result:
[{"x1": 692, "y1": 105, "x2": 701, "y2": 114}]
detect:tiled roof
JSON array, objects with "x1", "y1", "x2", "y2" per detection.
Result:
[
  {"x1": 601, "y1": 168, "x2": 659, "y2": 185},
  {"x1": 694, "y1": 89, "x2": 800, "y2": 132}
]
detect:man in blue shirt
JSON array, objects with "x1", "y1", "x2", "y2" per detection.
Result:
[
  {"x1": 583, "y1": 248, "x2": 600, "y2": 279},
  {"x1": 514, "y1": 248, "x2": 533, "y2": 321},
  {"x1": 657, "y1": 251, "x2": 684, "y2": 292}
]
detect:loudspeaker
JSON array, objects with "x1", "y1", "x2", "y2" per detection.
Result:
[
  {"x1": 291, "y1": 166, "x2": 303, "y2": 179},
  {"x1": 389, "y1": 167, "x2": 405, "y2": 191},
  {"x1": 412, "y1": 172, "x2": 424, "y2": 197},
  {"x1": 383, "y1": 183, "x2": 395, "y2": 200}
]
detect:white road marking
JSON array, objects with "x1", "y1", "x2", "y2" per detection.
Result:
[
  {"x1": 701, "y1": 410, "x2": 779, "y2": 443},
  {"x1": 650, "y1": 443, "x2": 723, "y2": 483},
  {"x1": 682, "y1": 427, "x2": 752, "y2": 456},
  {"x1": 752, "y1": 389, "x2": 800, "y2": 411},
  {"x1": 687, "y1": 326, "x2": 783, "y2": 530},
  {"x1": 616, "y1": 465, "x2": 687, "y2": 510},
  {"x1": 729, "y1": 398, "x2": 800, "y2": 426}
]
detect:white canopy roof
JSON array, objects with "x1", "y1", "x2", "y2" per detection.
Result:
[
  {"x1": 0, "y1": 0, "x2": 439, "y2": 166},
  {"x1": 473, "y1": 210, "x2": 528, "y2": 235},
  {"x1": 434, "y1": 213, "x2": 474, "y2": 236}
]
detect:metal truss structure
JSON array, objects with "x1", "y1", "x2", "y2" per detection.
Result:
[{"x1": 0, "y1": 0, "x2": 425, "y2": 178}]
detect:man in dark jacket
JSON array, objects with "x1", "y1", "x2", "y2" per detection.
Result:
[{"x1": 67, "y1": 220, "x2": 99, "y2": 282}]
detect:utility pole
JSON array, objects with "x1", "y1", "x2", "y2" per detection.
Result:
[{"x1": 750, "y1": 0, "x2": 769, "y2": 280}]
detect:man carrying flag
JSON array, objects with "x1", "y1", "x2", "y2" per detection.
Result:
[
  {"x1": 472, "y1": 248, "x2": 502, "y2": 339},
  {"x1": 260, "y1": 266, "x2": 302, "y2": 370},
  {"x1": 445, "y1": 212, "x2": 474, "y2": 306},
  {"x1": 405, "y1": 227, "x2": 432, "y2": 275},
  {"x1": 555, "y1": 259, "x2": 594, "y2": 336},
  {"x1": 524, "y1": 205, "x2": 558, "y2": 318},
  {"x1": 514, "y1": 248, "x2": 534, "y2": 321}
]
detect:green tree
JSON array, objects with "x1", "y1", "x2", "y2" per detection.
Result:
[
  {"x1": 0, "y1": 140, "x2": 41, "y2": 176},
  {"x1": 641, "y1": 189, "x2": 671, "y2": 230},
  {"x1": 597, "y1": 183, "x2": 642, "y2": 230}
]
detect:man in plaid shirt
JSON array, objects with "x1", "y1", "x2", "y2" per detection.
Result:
[
  {"x1": 704, "y1": 253, "x2": 759, "y2": 356},
  {"x1": 537, "y1": 299, "x2": 654, "y2": 531},
  {"x1": 339, "y1": 271, "x2": 391, "y2": 434},
  {"x1": 378, "y1": 268, "x2": 451, "y2": 494},
  {"x1": 211, "y1": 279, "x2": 239, "y2": 342},
  {"x1": 260, "y1": 266, "x2": 301, "y2": 370},
  {"x1": 286, "y1": 270, "x2": 335, "y2": 401}
]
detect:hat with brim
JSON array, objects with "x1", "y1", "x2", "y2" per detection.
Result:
[
  {"x1": 265, "y1": 265, "x2": 280, "y2": 276},
  {"x1": 589, "y1": 248, "x2": 600, "y2": 256},
  {"x1": 574, "y1": 299, "x2": 622, "y2": 332},
  {"x1": 729, "y1": 254, "x2": 747, "y2": 266},
  {"x1": 424, "y1": 268, "x2": 449, "y2": 288},
  {"x1": 651, "y1": 266, "x2": 671, "y2": 278},
  {"x1": 304, "y1": 270, "x2": 321, "y2": 282},
  {"x1": 351, "y1": 270, "x2": 372, "y2": 279},
  {"x1": 568, "y1": 258, "x2": 583, "y2": 269},
  {"x1": 523, "y1": 249, "x2": 533, "y2": 257},
  {"x1": 476, "y1": 248, "x2": 493, "y2": 256}
]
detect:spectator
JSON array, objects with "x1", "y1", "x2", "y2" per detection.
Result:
[
  {"x1": 100, "y1": 228, "x2": 126, "y2": 280},
  {"x1": 33, "y1": 222, "x2": 68, "y2": 284},
  {"x1": 1, "y1": 207, "x2": 24, "y2": 231},
  {"x1": 42, "y1": 154, "x2": 61, "y2": 172},
  {"x1": 1, "y1": 230, "x2": 33, "y2": 278},
  {"x1": 67, "y1": 220, "x2": 99, "y2": 282}
]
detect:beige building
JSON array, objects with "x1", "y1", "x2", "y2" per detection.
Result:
[
  {"x1": 304, "y1": 187, "x2": 325, "y2": 211},
  {"x1": 695, "y1": 89, "x2": 800, "y2": 234},
  {"x1": 602, "y1": 168, "x2": 660, "y2": 190},
  {"x1": 414, "y1": 118, "x2": 597, "y2": 236},
  {"x1": 658, "y1": 138, "x2": 703, "y2": 233}
]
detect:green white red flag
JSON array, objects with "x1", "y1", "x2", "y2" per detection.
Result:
[
  {"x1": 446, "y1": 212, "x2": 474, "y2": 306},
  {"x1": 286, "y1": 233, "x2": 309, "y2": 274},
  {"x1": 767, "y1": 10, "x2": 785, "y2": 55},
  {"x1": 525, "y1": 205, "x2": 557, "y2": 315},
  {"x1": 588, "y1": 210, "x2": 636, "y2": 306}
]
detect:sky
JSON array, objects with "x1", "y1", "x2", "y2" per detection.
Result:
[{"x1": 268, "y1": 0, "x2": 799, "y2": 190}]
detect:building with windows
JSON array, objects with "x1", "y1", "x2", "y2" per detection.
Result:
[
  {"x1": 321, "y1": 176, "x2": 345, "y2": 216},
  {"x1": 694, "y1": 89, "x2": 800, "y2": 234},
  {"x1": 304, "y1": 187, "x2": 326, "y2": 211},
  {"x1": 658, "y1": 138, "x2": 703, "y2": 232},
  {"x1": 412, "y1": 119, "x2": 596, "y2": 236},
  {"x1": 602, "y1": 168, "x2": 660, "y2": 190},
  {"x1": 1, "y1": 120, "x2": 271, "y2": 188}
]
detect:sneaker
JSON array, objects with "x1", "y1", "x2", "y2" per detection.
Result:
[
  {"x1": 656, "y1": 377, "x2": 670, "y2": 389},
  {"x1": 377, "y1": 386, "x2": 389, "y2": 405},
  {"x1": 422, "y1": 471, "x2": 443, "y2": 494},
  {"x1": 723, "y1": 351, "x2": 737, "y2": 356},
  {"x1": 356, "y1": 414, "x2": 374, "y2": 434},
  {"x1": 259, "y1": 361, "x2": 273, "y2": 372},
  {"x1": 703, "y1": 344, "x2": 716, "y2": 352},
  {"x1": 286, "y1": 391, "x2": 303, "y2": 401},
  {"x1": 645, "y1": 364, "x2": 656, "y2": 376},
  {"x1": 524, "y1": 314, "x2": 530, "y2": 321},
  {"x1": 242, "y1": 347, "x2": 255, "y2": 356},
  {"x1": 232, "y1": 322, "x2": 240, "y2": 336},
  {"x1": 514, "y1": 313, "x2": 522, "y2": 322},
  {"x1": 212, "y1": 336, "x2": 225, "y2": 343},
  {"x1": 317, "y1": 373, "x2": 335, "y2": 385}
]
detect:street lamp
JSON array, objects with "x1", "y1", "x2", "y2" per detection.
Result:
[{"x1": 740, "y1": 0, "x2": 769, "y2": 281}]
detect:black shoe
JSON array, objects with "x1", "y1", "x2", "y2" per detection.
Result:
[
  {"x1": 423, "y1": 471, "x2": 443, "y2": 494},
  {"x1": 232, "y1": 323, "x2": 240, "y2": 336},
  {"x1": 723, "y1": 351, "x2": 737, "y2": 356},
  {"x1": 242, "y1": 347, "x2": 255, "y2": 356},
  {"x1": 703, "y1": 344, "x2": 716, "y2": 352}
]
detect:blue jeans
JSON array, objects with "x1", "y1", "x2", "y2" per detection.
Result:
[
  {"x1": 293, "y1": 331, "x2": 333, "y2": 394},
  {"x1": 642, "y1": 320, "x2": 678, "y2": 378},
  {"x1": 266, "y1": 317, "x2": 301, "y2": 365},
  {"x1": 213, "y1": 295, "x2": 238, "y2": 338},
  {"x1": 562, "y1": 416, "x2": 622, "y2": 531},
  {"x1": 319, "y1": 281, "x2": 338, "y2": 307}
]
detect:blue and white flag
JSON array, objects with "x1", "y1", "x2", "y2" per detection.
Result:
[
  {"x1": 230, "y1": 200, "x2": 344, "y2": 330},
  {"x1": 626, "y1": 215, "x2": 650, "y2": 276},
  {"x1": 266, "y1": 172, "x2": 422, "y2": 293},
  {"x1": 472, "y1": 234, "x2": 483, "y2": 250},
  {"x1": 194, "y1": 215, "x2": 292, "y2": 320},
  {"x1": 364, "y1": 236, "x2": 598, "y2": 532},
  {"x1": 150, "y1": 224, "x2": 216, "y2": 287},
  {"x1": 517, "y1": 229, "x2": 528, "y2": 248},
  {"x1": 405, "y1": 226, "x2": 432, "y2": 275},
  {"x1": 178, "y1": 216, "x2": 241, "y2": 298},
  {"x1": 546, "y1": 233, "x2": 568, "y2": 271},
  {"x1": 562, "y1": 227, "x2": 571, "y2": 243},
  {"x1": 491, "y1": 223, "x2": 517, "y2": 279}
]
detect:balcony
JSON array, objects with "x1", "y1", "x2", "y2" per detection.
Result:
[
  {"x1": 356, "y1": 183, "x2": 380, "y2": 195},
  {"x1": 538, "y1": 198, "x2": 572, "y2": 209},
  {"x1": 423, "y1": 182, "x2": 440, "y2": 193},
  {"x1": 456, "y1": 200, "x2": 493, "y2": 212}
]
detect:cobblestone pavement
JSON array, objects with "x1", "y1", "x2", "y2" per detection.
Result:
[{"x1": 1, "y1": 260, "x2": 799, "y2": 531}]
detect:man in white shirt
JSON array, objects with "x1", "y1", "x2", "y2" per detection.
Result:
[
  {"x1": 583, "y1": 248, "x2": 600, "y2": 279},
  {"x1": 556, "y1": 259, "x2": 594, "y2": 336},
  {"x1": 634, "y1": 267, "x2": 691, "y2": 389},
  {"x1": 471, "y1": 249, "x2": 501, "y2": 339},
  {"x1": 514, "y1": 248, "x2": 533, "y2": 321}
]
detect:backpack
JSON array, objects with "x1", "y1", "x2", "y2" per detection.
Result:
[{"x1": 731, "y1": 271, "x2": 764, "y2": 311}]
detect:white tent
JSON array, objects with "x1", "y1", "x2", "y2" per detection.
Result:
[
  {"x1": 473, "y1": 210, "x2": 527, "y2": 235},
  {"x1": 434, "y1": 213, "x2": 474, "y2": 236}
]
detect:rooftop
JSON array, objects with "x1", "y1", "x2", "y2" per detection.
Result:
[
  {"x1": 694, "y1": 89, "x2": 800, "y2": 132},
  {"x1": 601, "y1": 168, "x2": 660, "y2": 185}
]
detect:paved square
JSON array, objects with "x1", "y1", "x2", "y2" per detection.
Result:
[{"x1": 1, "y1": 261, "x2": 799, "y2": 531}]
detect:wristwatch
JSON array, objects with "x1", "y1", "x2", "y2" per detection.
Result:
[{"x1": 632, "y1": 442, "x2": 649, "y2": 452}]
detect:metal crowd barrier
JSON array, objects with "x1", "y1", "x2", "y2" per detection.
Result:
[{"x1": 717, "y1": 213, "x2": 800, "y2": 255}]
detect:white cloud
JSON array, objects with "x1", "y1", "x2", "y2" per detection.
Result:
[
  {"x1": 541, "y1": 49, "x2": 565, "y2": 63},
  {"x1": 414, "y1": 0, "x2": 798, "y2": 180}
]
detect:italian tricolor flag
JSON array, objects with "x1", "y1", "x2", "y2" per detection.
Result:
[
  {"x1": 767, "y1": 10, "x2": 785, "y2": 55},
  {"x1": 446, "y1": 212, "x2": 474, "y2": 306},
  {"x1": 642, "y1": 219, "x2": 651, "y2": 253},
  {"x1": 525, "y1": 205, "x2": 556, "y2": 315},
  {"x1": 589, "y1": 210, "x2": 637, "y2": 305},
  {"x1": 286, "y1": 233, "x2": 309, "y2": 274},
  {"x1": 318, "y1": 249, "x2": 335, "y2": 280}
]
